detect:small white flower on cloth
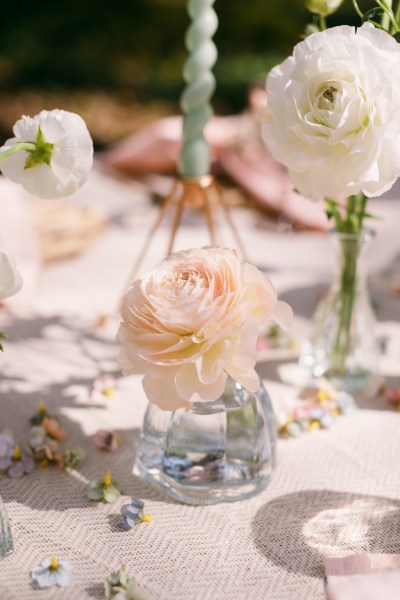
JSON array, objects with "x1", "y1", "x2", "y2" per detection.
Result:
[
  {"x1": 0, "y1": 109, "x2": 93, "y2": 198},
  {"x1": 31, "y1": 554, "x2": 74, "y2": 588},
  {"x1": 104, "y1": 564, "x2": 150, "y2": 600},
  {"x1": 117, "y1": 247, "x2": 292, "y2": 410},
  {"x1": 0, "y1": 247, "x2": 22, "y2": 302},
  {"x1": 263, "y1": 23, "x2": 400, "y2": 201}
]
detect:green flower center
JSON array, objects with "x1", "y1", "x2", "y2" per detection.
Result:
[
  {"x1": 24, "y1": 127, "x2": 55, "y2": 170},
  {"x1": 323, "y1": 86, "x2": 336, "y2": 103},
  {"x1": 318, "y1": 85, "x2": 338, "y2": 110}
]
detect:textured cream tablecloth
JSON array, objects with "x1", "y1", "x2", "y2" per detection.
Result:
[{"x1": 1, "y1": 168, "x2": 400, "y2": 600}]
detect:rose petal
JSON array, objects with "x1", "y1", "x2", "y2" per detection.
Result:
[
  {"x1": 142, "y1": 376, "x2": 190, "y2": 411},
  {"x1": 175, "y1": 363, "x2": 227, "y2": 403}
]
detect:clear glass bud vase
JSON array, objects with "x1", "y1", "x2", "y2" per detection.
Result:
[
  {"x1": 0, "y1": 492, "x2": 13, "y2": 559},
  {"x1": 135, "y1": 376, "x2": 276, "y2": 505},
  {"x1": 301, "y1": 229, "x2": 378, "y2": 393}
]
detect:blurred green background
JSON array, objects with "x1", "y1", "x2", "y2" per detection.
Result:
[{"x1": 0, "y1": 0, "x2": 373, "y2": 145}]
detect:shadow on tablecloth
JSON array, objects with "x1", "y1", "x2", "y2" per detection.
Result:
[
  {"x1": 0, "y1": 312, "x2": 174, "y2": 512},
  {"x1": 252, "y1": 490, "x2": 400, "y2": 579}
]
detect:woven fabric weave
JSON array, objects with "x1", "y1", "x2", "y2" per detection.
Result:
[{"x1": 1, "y1": 170, "x2": 400, "y2": 599}]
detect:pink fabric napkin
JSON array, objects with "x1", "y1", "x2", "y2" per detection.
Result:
[
  {"x1": 102, "y1": 113, "x2": 329, "y2": 231},
  {"x1": 325, "y1": 554, "x2": 400, "y2": 600}
]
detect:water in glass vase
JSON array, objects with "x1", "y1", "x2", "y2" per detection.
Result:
[{"x1": 135, "y1": 377, "x2": 276, "y2": 505}]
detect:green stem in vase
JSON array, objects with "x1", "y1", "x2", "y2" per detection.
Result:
[
  {"x1": 329, "y1": 235, "x2": 360, "y2": 375},
  {"x1": 323, "y1": 192, "x2": 371, "y2": 378},
  {"x1": 321, "y1": 191, "x2": 377, "y2": 384},
  {"x1": 325, "y1": 192, "x2": 369, "y2": 236}
]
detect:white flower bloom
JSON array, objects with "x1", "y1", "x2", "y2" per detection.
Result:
[
  {"x1": 263, "y1": 24, "x2": 400, "y2": 201},
  {"x1": 0, "y1": 247, "x2": 22, "y2": 301},
  {"x1": 124, "y1": 578, "x2": 151, "y2": 600},
  {"x1": 0, "y1": 109, "x2": 93, "y2": 199},
  {"x1": 31, "y1": 555, "x2": 74, "y2": 588},
  {"x1": 104, "y1": 565, "x2": 150, "y2": 600},
  {"x1": 117, "y1": 247, "x2": 292, "y2": 410}
]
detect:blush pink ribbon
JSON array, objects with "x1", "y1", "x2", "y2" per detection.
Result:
[{"x1": 325, "y1": 554, "x2": 400, "y2": 600}]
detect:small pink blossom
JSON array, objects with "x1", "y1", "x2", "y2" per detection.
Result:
[{"x1": 93, "y1": 430, "x2": 121, "y2": 452}]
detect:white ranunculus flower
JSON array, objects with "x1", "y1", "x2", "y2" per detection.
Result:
[
  {"x1": 117, "y1": 247, "x2": 292, "y2": 410},
  {"x1": 263, "y1": 24, "x2": 400, "y2": 201},
  {"x1": 0, "y1": 109, "x2": 93, "y2": 199},
  {"x1": 0, "y1": 247, "x2": 22, "y2": 301}
]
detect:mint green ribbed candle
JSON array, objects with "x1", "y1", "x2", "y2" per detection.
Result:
[{"x1": 179, "y1": 0, "x2": 218, "y2": 179}]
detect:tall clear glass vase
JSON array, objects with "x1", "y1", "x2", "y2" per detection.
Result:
[
  {"x1": 135, "y1": 376, "x2": 276, "y2": 505},
  {"x1": 0, "y1": 492, "x2": 13, "y2": 559},
  {"x1": 301, "y1": 229, "x2": 378, "y2": 393}
]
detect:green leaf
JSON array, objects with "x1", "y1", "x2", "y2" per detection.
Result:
[
  {"x1": 324, "y1": 198, "x2": 343, "y2": 228},
  {"x1": 363, "y1": 212, "x2": 381, "y2": 220},
  {"x1": 393, "y1": 31, "x2": 400, "y2": 42},
  {"x1": 325, "y1": 198, "x2": 339, "y2": 216},
  {"x1": 0, "y1": 330, "x2": 8, "y2": 352},
  {"x1": 361, "y1": 7, "x2": 384, "y2": 24}
]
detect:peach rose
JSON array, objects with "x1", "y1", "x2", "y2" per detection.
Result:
[{"x1": 117, "y1": 247, "x2": 292, "y2": 410}]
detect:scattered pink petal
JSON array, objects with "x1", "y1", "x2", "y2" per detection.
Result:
[
  {"x1": 42, "y1": 417, "x2": 67, "y2": 441},
  {"x1": 93, "y1": 429, "x2": 121, "y2": 452}
]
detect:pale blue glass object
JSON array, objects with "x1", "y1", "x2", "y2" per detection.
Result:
[
  {"x1": 178, "y1": 0, "x2": 218, "y2": 177},
  {"x1": 135, "y1": 376, "x2": 277, "y2": 505},
  {"x1": 0, "y1": 492, "x2": 13, "y2": 559}
]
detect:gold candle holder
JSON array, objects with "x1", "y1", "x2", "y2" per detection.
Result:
[{"x1": 125, "y1": 175, "x2": 247, "y2": 288}]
